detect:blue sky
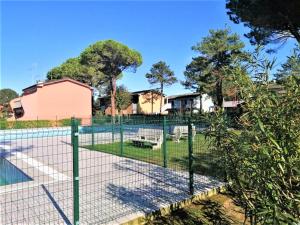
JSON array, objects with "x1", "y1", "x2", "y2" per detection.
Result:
[{"x1": 1, "y1": 0, "x2": 297, "y2": 95}]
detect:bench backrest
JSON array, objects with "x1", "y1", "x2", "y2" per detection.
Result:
[
  {"x1": 136, "y1": 128, "x2": 163, "y2": 143},
  {"x1": 170, "y1": 125, "x2": 195, "y2": 135}
]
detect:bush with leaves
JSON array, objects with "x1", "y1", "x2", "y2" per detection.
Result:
[
  {"x1": 115, "y1": 85, "x2": 132, "y2": 115},
  {"x1": 208, "y1": 74, "x2": 300, "y2": 223}
]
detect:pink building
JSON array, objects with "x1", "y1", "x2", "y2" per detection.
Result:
[{"x1": 10, "y1": 78, "x2": 93, "y2": 122}]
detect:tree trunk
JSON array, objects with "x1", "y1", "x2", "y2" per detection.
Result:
[
  {"x1": 151, "y1": 91, "x2": 154, "y2": 114},
  {"x1": 199, "y1": 94, "x2": 203, "y2": 114},
  {"x1": 286, "y1": 18, "x2": 300, "y2": 43},
  {"x1": 110, "y1": 77, "x2": 117, "y2": 117},
  {"x1": 160, "y1": 84, "x2": 163, "y2": 114},
  {"x1": 289, "y1": 28, "x2": 300, "y2": 43},
  {"x1": 216, "y1": 80, "x2": 223, "y2": 108},
  {"x1": 190, "y1": 99, "x2": 193, "y2": 116}
]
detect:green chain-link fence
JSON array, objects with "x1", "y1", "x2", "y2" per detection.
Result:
[{"x1": 0, "y1": 115, "x2": 224, "y2": 224}]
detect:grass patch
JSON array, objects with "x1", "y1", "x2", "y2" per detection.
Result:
[
  {"x1": 0, "y1": 118, "x2": 83, "y2": 129},
  {"x1": 0, "y1": 120, "x2": 52, "y2": 129},
  {"x1": 84, "y1": 134, "x2": 224, "y2": 178}
]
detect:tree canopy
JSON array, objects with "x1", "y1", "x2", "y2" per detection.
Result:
[
  {"x1": 226, "y1": 0, "x2": 300, "y2": 45},
  {"x1": 0, "y1": 88, "x2": 19, "y2": 118},
  {"x1": 247, "y1": 45, "x2": 277, "y2": 83},
  {"x1": 47, "y1": 57, "x2": 104, "y2": 87},
  {"x1": 182, "y1": 58, "x2": 212, "y2": 113},
  {"x1": 0, "y1": 88, "x2": 18, "y2": 105},
  {"x1": 47, "y1": 40, "x2": 142, "y2": 117},
  {"x1": 145, "y1": 61, "x2": 177, "y2": 113},
  {"x1": 185, "y1": 28, "x2": 247, "y2": 108},
  {"x1": 275, "y1": 45, "x2": 300, "y2": 82},
  {"x1": 80, "y1": 40, "x2": 142, "y2": 117},
  {"x1": 115, "y1": 85, "x2": 132, "y2": 114}
]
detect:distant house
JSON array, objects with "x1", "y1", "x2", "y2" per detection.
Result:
[
  {"x1": 222, "y1": 100, "x2": 244, "y2": 113},
  {"x1": 9, "y1": 78, "x2": 93, "y2": 122},
  {"x1": 99, "y1": 89, "x2": 165, "y2": 115},
  {"x1": 166, "y1": 93, "x2": 214, "y2": 114},
  {"x1": 222, "y1": 83, "x2": 285, "y2": 112}
]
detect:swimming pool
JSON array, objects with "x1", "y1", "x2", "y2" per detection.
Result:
[
  {"x1": 0, "y1": 127, "x2": 71, "y2": 141},
  {"x1": 0, "y1": 125, "x2": 155, "y2": 141},
  {"x1": 0, "y1": 158, "x2": 32, "y2": 186},
  {"x1": 0, "y1": 124, "x2": 207, "y2": 141}
]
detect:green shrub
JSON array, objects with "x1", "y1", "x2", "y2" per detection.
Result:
[
  {"x1": 8, "y1": 120, "x2": 52, "y2": 129},
  {"x1": 208, "y1": 76, "x2": 300, "y2": 223},
  {"x1": 58, "y1": 118, "x2": 72, "y2": 126},
  {"x1": 0, "y1": 118, "x2": 86, "y2": 130},
  {"x1": 0, "y1": 119, "x2": 8, "y2": 129},
  {"x1": 58, "y1": 118, "x2": 82, "y2": 126}
]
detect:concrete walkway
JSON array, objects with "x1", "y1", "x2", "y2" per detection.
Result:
[{"x1": 0, "y1": 134, "x2": 223, "y2": 225}]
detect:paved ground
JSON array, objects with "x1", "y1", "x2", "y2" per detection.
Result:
[{"x1": 0, "y1": 132, "x2": 223, "y2": 225}]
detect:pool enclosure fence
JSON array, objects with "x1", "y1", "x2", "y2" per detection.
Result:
[{"x1": 0, "y1": 115, "x2": 224, "y2": 224}]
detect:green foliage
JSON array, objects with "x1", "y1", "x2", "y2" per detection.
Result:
[
  {"x1": 0, "y1": 88, "x2": 19, "y2": 118},
  {"x1": 0, "y1": 88, "x2": 18, "y2": 105},
  {"x1": 145, "y1": 61, "x2": 177, "y2": 87},
  {"x1": 81, "y1": 40, "x2": 142, "y2": 77},
  {"x1": 0, "y1": 119, "x2": 7, "y2": 129},
  {"x1": 47, "y1": 57, "x2": 84, "y2": 81},
  {"x1": 248, "y1": 45, "x2": 276, "y2": 83},
  {"x1": 146, "y1": 61, "x2": 177, "y2": 113},
  {"x1": 208, "y1": 75, "x2": 300, "y2": 223},
  {"x1": 85, "y1": 134, "x2": 211, "y2": 172},
  {"x1": 185, "y1": 28, "x2": 247, "y2": 108},
  {"x1": 0, "y1": 119, "x2": 85, "y2": 129},
  {"x1": 226, "y1": 0, "x2": 300, "y2": 45},
  {"x1": 115, "y1": 85, "x2": 132, "y2": 114},
  {"x1": 47, "y1": 40, "x2": 142, "y2": 117},
  {"x1": 47, "y1": 57, "x2": 104, "y2": 87},
  {"x1": 182, "y1": 58, "x2": 210, "y2": 114},
  {"x1": 58, "y1": 118, "x2": 72, "y2": 127},
  {"x1": 81, "y1": 40, "x2": 142, "y2": 117},
  {"x1": 0, "y1": 120, "x2": 52, "y2": 129},
  {"x1": 275, "y1": 45, "x2": 300, "y2": 82}
]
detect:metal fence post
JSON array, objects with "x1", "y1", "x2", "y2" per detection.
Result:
[
  {"x1": 120, "y1": 116, "x2": 124, "y2": 156},
  {"x1": 91, "y1": 117, "x2": 95, "y2": 147},
  {"x1": 163, "y1": 116, "x2": 168, "y2": 168},
  {"x1": 71, "y1": 118, "x2": 80, "y2": 225},
  {"x1": 188, "y1": 117, "x2": 194, "y2": 195}
]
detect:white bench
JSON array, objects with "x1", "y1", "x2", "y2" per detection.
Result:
[
  {"x1": 169, "y1": 125, "x2": 196, "y2": 142},
  {"x1": 132, "y1": 128, "x2": 163, "y2": 150}
]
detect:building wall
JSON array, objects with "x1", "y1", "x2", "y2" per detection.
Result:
[
  {"x1": 105, "y1": 104, "x2": 133, "y2": 115},
  {"x1": 137, "y1": 92, "x2": 164, "y2": 114},
  {"x1": 37, "y1": 81, "x2": 92, "y2": 120},
  {"x1": 103, "y1": 92, "x2": 164, "y2": 115},
  {"x1": 200, "y1": 94, "x2": 214, "y2": 112},
  {"x1": 13, "y1": 93, "x2": 38, "y2": 120},
  {"x1": 169, "y1": 94, "x2": 214, "y2": 113},
  {"x1": 10, "y1": 80, "x2": 92, "y2": 121}
]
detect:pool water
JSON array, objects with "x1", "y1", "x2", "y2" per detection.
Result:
[{"x1": 0, "y1": 158, "x2": 32, "y2": 186}]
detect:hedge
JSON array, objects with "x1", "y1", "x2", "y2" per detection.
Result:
[{"x1": 0, "y1": 119, "x2": 82, "y2": 130}]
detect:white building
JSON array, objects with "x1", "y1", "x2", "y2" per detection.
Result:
[{"x1": 166, "y1": 93, "x2": 214, "y2": 114}]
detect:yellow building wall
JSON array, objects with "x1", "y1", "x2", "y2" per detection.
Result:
[{"x1": 138, "y1": 92, "x2": 164, "y2": 114}]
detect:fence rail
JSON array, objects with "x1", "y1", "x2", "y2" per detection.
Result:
[{"x1": 0, "y1": 115, "x2": 224, "y2": 224}]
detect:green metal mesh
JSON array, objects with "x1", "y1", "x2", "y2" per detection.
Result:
[{"x1": 0, "y1": 115, "x2": 224, "y2": 224}]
